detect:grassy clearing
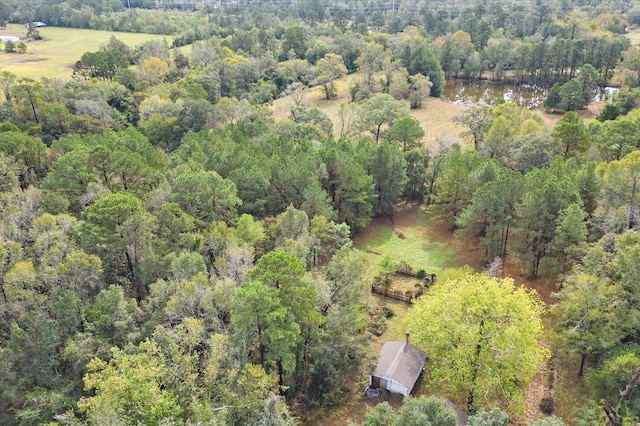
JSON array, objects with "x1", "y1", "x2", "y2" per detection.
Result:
[
  {"x1": 626, "y1": 27, "x2": 640, "y2": 45},
  {"x1": 353, "y1": 201, "x2": 477, "y2": 279},
  {"x1": 0, "y1": 24, "x2": 172, "y2": 80},
  {"x1": 270, "y1": 72, "x2": 468, "y2": 151},
  {"x1": 367, "y1": 295, "x2": 412, "y2": 354},
  {"x1": 303, "y1": 203, "x2": 471, "y2": 425}
]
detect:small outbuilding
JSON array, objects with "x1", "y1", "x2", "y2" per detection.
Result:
[
  {"x1": 24, "y1": 21, "x2": 47, "y2": 28},
  {"x1": 369, "y1": 332, "x2": 426, "y2": 397}
]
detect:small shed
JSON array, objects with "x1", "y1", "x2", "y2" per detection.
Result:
[
  {"x1": 369, "y1": 334, "x2": 426, "y2": 397},
  {"x1": 24, "y1": 21, "x2": 47, "y2": 28}
]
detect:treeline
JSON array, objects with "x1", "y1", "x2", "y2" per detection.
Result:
[
  {"x1": 0, "y1": 0, "x2": 634, "y2": 88},
  {"x1": 0, "y1": 44, "x2": 424, "y2": 422},
  {"x1": 0, "y1": 121, "x2": 385, "y2": 423}
]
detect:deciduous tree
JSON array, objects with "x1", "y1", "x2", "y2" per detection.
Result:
[
  {"x1": 313, "y1": 53, "x2": 347, "y2": 100},
  {"x1": 355, "y1": 93, "x2": 409, "y2": 143},
  {"x1": 453, "y1": 102, "x2": 493, "y2": 150},
  {"x1": 405, "y1": 270, "x2": 548, "y2": 411}
]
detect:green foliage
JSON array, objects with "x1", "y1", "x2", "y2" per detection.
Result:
[
  {"x1": 394, "y1": 36, "x2": 445, "y2": 97},
  {"x1": 594, "y1": 115, "x2": 640, "y2": 161},
  {"x1": 361, "y1": 396, "x2": 457, "y2": 426},
  {"x1": 1, "y1": 4, "x2": 637, "y2": 424},
  {"x1": 516, "y1": 161, "x2": 582, "y2": 277},
  {"x1": 386, "y1": 117, "x2": 425, "y2": 152},
  {"x1": 595, "y1": 151, "x2": 640, "y2": 232},
  {"x1": 313, "y1": 53, "x2": 347, "y2": 100},
  {"x1": 434, "y1": 146, "x2": 481, "y2": 229},
  {"x1": 171, "y1": 170, "x2": 241, "y2": 224},
  {"x1": 554, "y1": 232, "x2": 640, "y2": 377},
  {"x1": 456, "y1": 160, "x2": 523, "y2": 261},
  {"x1": 354, "y1": 93, "x2": 409, "y2": 143},
  {"x1": 74, "y1": 49, "x2": 129, "y2": 81},
  {"x1": 79, "y1": 341, "x2": 183, "y2": 425},
  {"x1": 531, "y1": 416, "x2": 567, "y2": 426},
  {"x1": 468, "y1": 408, "x2": 509, "y2": 426},
  {"x1": 585, "y1": 344, "x2": 640, "y2": 418},
  {"x1": 405, "y1": 270, "x2": 548, "y2": 412},
  {"x1": 546, "y1": 79, "x2": 588, "y2": 112},
  {"x1": 552, "y1": 111, "x2": 589, "y2": 157}
]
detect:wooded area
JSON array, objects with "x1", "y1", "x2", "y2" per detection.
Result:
[{"x1": 1, "y1": 0, "x2": 640, "y2": 424}]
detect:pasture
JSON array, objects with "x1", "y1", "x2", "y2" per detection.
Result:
[
  {"x1": 270, "y1": 72, "x2": 469, "y2": 151},
  {"x1": 0, "y1": 24, "x2": 172, "y2": 80}
]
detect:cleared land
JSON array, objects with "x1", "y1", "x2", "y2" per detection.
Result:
[
  {"x1": 626, "y1": 26, "x2": 640, "y2": 45},
  {"x1": 270, "y1": 71, "x2": 604, "y2": 151},
  {"x1": 0, "y1": 24, "x2": 172, "y2": 80},
  {"x1": 270, "y1": 73, "x2": 469, "y2": 151},
  {"x1": 352, "y1": 202, "x2": 476, "y2": 277},
  {"x1": 310, "y1": 201, "x2": 563, "y2": 425}
]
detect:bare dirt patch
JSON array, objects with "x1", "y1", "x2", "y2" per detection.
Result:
[{"x1": 17, "y1": 57, "x2": 48, "y2": 63}]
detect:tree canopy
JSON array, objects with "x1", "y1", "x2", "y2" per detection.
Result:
[{"x1": 405, "y1": 269, "x2": 548, "y2": 412}]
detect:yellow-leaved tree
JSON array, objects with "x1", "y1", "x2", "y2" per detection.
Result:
[{"x1": 405, "y1": 269, "x2": 549, "y2": 414}]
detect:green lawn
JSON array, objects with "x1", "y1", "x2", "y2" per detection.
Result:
[
  {"x1": 353, "y1": 203, "x2": 467, "y2": 278},
  {"x1": 0, "y1": 24, "x2": 173, "y2": 80}
]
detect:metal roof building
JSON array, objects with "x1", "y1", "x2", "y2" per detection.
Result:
[{"x1": 369, "y1": 337, "x2": 426, "y2": 397}]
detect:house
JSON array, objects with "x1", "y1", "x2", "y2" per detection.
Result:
[{"x1": 369, "y1": 332, "x2": 426, "y2": 397}]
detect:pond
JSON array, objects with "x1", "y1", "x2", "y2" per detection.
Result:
[{"x1": 441, "y1": 80, "x2": 619, "y2": 110}]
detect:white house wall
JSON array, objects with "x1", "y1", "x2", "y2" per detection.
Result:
[
  {"x1": 388, "y1": 380, "x2": 409, "y2": 397},
  {"x1": 372, "y1": 374, "x2": 410, "y2": 397}
]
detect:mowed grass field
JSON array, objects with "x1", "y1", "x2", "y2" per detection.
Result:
[
  {"x1": 352, "y1": 202, "x2": 472, "y2": 278},
  {"x1": 0, "y1": 24, "x2": 172, "y2": 80}
]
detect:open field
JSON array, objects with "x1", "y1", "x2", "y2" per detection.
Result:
[
  {"x1": 270, "y1": 71, "x2": 605, "y2": 152},
  {"x1": 0, "y1": 24, "x2": 172, "y2": 80},
  {"x1": 270, "y1": 72, "x2": 469, "y2": 152},
  {"x1": 626, "y1": 26, "x2": 640, "y2": 45},
  {"x1": 352, "y1": 202, "x2": 477, "y2": 278}
]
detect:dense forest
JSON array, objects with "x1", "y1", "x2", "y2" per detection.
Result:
[{"x1": 3, "y1": 0, "x2": 640, "y2": 424}]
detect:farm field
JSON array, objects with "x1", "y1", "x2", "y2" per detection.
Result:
[{"x1": 0, "y1": 24, "x2": 172, "y2": 80}]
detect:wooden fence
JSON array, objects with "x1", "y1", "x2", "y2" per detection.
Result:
[
  {"x1": 371, "y1": 285, "x2": 417, "y2": 304},
  {"x1": 371, "y1": 274, "x2": 436, "y2": 304}
]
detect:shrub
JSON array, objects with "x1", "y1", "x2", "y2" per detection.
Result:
[
  {"x1": 373, "y1": 273, "x2": 392, "y2": 290},
  {"x1": 367, "y1": 316, "x2": 387, "y2": 336},
  {"x1": 539, "y1": 397, "x2": 554, "y2": 415},
  {"x1": 396, "y1": 259, "x2": 414, "y2": 276},
  {"x1": 381, "y1": 306, "x2": 395, "y2": 319}
]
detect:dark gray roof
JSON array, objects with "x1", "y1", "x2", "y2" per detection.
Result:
[
  {"x1": 445, "y1": 399, "x2": 469, "y2": 426},
  {"x1": 373, "y1": 341, "x2": 426, "y2": 392}
]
